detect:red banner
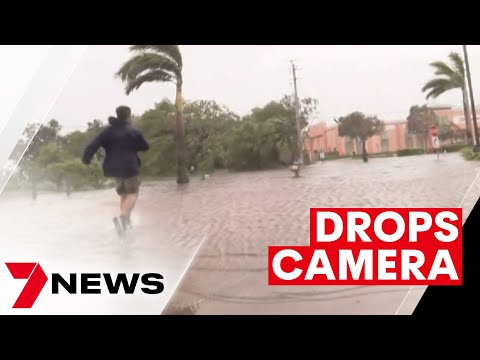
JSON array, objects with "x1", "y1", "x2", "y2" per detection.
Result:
[{"x1": 268, "y1": 208, "x2": 462, "y2": 286}]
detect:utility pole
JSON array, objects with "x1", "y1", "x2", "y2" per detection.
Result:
[
  {"x1": 291, "y1": 60, "x2": 303, "y2": 162},
  {"x1": 463, "y1": 45, "x2": 479, "y2": 149}
]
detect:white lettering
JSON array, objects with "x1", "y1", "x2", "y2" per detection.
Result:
[
  {"x1": 272, "y1": 249, "x2": 303, "y2": 281},
  {"x1": 339, "y1": 250, "x2": 373, "y2": 280},
  {"x1": 304, "y1": 250, "x2": 336, "y2": 280},
  {"x1": 316, "y1": 212, "x2": 343, "y2": 242},
  {"x1": 408, "y1": 212, "x2": 432, "y2": 242},
  {"x1": 347, "y1": 212, "x2": 372, "y2": 242},
  {"x1": 378, "y1": 250, "x2": 397, "y2": 280},
  {"x1": 374, "y1": 212, "x2": 405, "y2": 242},
  {"x1": 434, "y1": 212, "x2": 459, "y2": 243},
  {"x1": 401, "y1": 250, "x2": 426, "y2": 280},
  {"x1": 428, "y1": 250, "x2": 459, "y2": 280}
]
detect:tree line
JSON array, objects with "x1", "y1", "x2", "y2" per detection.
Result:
[
  {"x1": 9, "y1": 96, "x2": 461, "y2": 198},
  {"x1": 6, "y1": 97, "x2": 461, "y2": 199},
  {"x1": 6, "y1": 96, "x2": 321, "y2": 197}
]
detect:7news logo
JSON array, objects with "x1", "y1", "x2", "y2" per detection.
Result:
[{"x1": 4, "y1": 262, "x2": 164, "y2": 309}]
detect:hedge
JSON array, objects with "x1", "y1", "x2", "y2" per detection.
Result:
[
  {"x1": 443, "y1": 143, "x2": 469, "y2": 153},
  {"x1": 397, "y1": 148, "x2": 425, "y2": 157},
  {"x1": 461, "y1": 147, "x2": 480, "y2": 161}
]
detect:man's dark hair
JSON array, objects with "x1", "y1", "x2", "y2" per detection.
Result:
[{"x1": 116, "y1": 106, "x2": 132, "y2": 121}]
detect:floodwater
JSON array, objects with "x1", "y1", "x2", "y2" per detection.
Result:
[
  {"x1": 0, "y1": 152, "x2": 479, "y2": 314},
  {"x1": 162, "y1": 153, "x2": 480, "y2": 315},
  {"x1": 0, "y1": 179, "x2": 205, "y2": 314}
]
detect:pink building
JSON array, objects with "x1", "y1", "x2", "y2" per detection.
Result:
[
  {"x1": 435, "y1": 107, "x2": 472, "y2": 129},
  {"x1": 304, "y1": 106, "x2": 480, "y2": 159},
  {"x1": 305, "y1": 121, "x2": 411, "y2": 157}
]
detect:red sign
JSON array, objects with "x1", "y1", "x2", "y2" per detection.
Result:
[
  {"x1": 268, "y1": 208, "x2": 462, "y2": 286},
  {"x1": 431, "y1": 126, "x2": 439, "y2": 136}
]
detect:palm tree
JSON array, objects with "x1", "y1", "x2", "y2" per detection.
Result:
[
  {"x1": 422, "y1": 52, "x2": 473, "y2": 145},
  {"x1": 116, "y1": 45, "x2": 189, "y2": 184}
]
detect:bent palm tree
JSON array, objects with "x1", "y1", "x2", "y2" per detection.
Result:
[
  {"x1": 116, "y1": 45, "x2": 189, "y2": 184},
  {"x1": 422, "y1": 52, "x2": 473, "y2": 144}
]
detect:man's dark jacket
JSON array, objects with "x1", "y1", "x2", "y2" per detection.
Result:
[{"x1": 82, "y1": 117, "x2": 150, "y2": 178}]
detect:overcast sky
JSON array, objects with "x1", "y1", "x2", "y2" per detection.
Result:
[{"x1": 48, "y1": 45, "x2": 480, "y2": 133}]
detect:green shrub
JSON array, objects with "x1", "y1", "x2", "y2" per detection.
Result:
[
  {"x1": 323, "y1": 151, "x2": 347, "y2": 161},
  {"x1": 370, "y1": 151, "x2": 395, "y2": 158},
  {"x1": 461, "y1": 147, "x2": 480, "y2": 161},
  {"x1": 397, "y1": 148, "x2": 425, "y2": 157},
  {"x1": 444, "y1": 143, "x2": 468, "y2": 153}
]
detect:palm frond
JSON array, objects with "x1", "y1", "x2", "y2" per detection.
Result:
[
  {"x1": 425, "y1": 88, "x2": 442, "y2": 100},
  {"x1": 429, "y1": 61, "x2": 456, "y2": 78},
  {"x1": 124, "y1": 70, "x2": 174, "y2": 95},
  {"x1": 129, "y1": 45, "x2": 183, "y2": 69},
  {"x1": 449, "y1": 52, "x2": 466, "y2": 79},
  {"x1": 422, "y1": 78, "x2": 459, "y2": 98},
  {"x1": 422, "y1": 78, "x2": 450, "y2": 92},
  {"x1": 116, "y1": 52, "x2": 181, "y2": 83}
]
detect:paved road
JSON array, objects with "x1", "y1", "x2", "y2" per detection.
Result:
[{"x1": 1, "y1": 153, "x2": 478, "y2": 314}]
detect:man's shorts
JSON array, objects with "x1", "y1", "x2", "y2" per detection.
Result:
[{"x1": 115, "y1": 176, "x2": 140, "y2": 195}]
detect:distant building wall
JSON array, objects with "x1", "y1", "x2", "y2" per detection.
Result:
[{"x1": 304, "y1": 106, "x2": 480, "y2": 157}]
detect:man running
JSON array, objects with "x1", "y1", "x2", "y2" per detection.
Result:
[{"x1": 82, "y1": 106, "x2": 150, "y2": 237}]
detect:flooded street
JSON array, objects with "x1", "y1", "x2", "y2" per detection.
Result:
[
  {"x1": 1, "y1": 152, "x2": 479, "y2": 314},
  {"x1": 0, "y1": 180, "x2": 206, "y2": 314},
  {"x1": 162, "y1": 153, "x2": 480, "y2": 315}
]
